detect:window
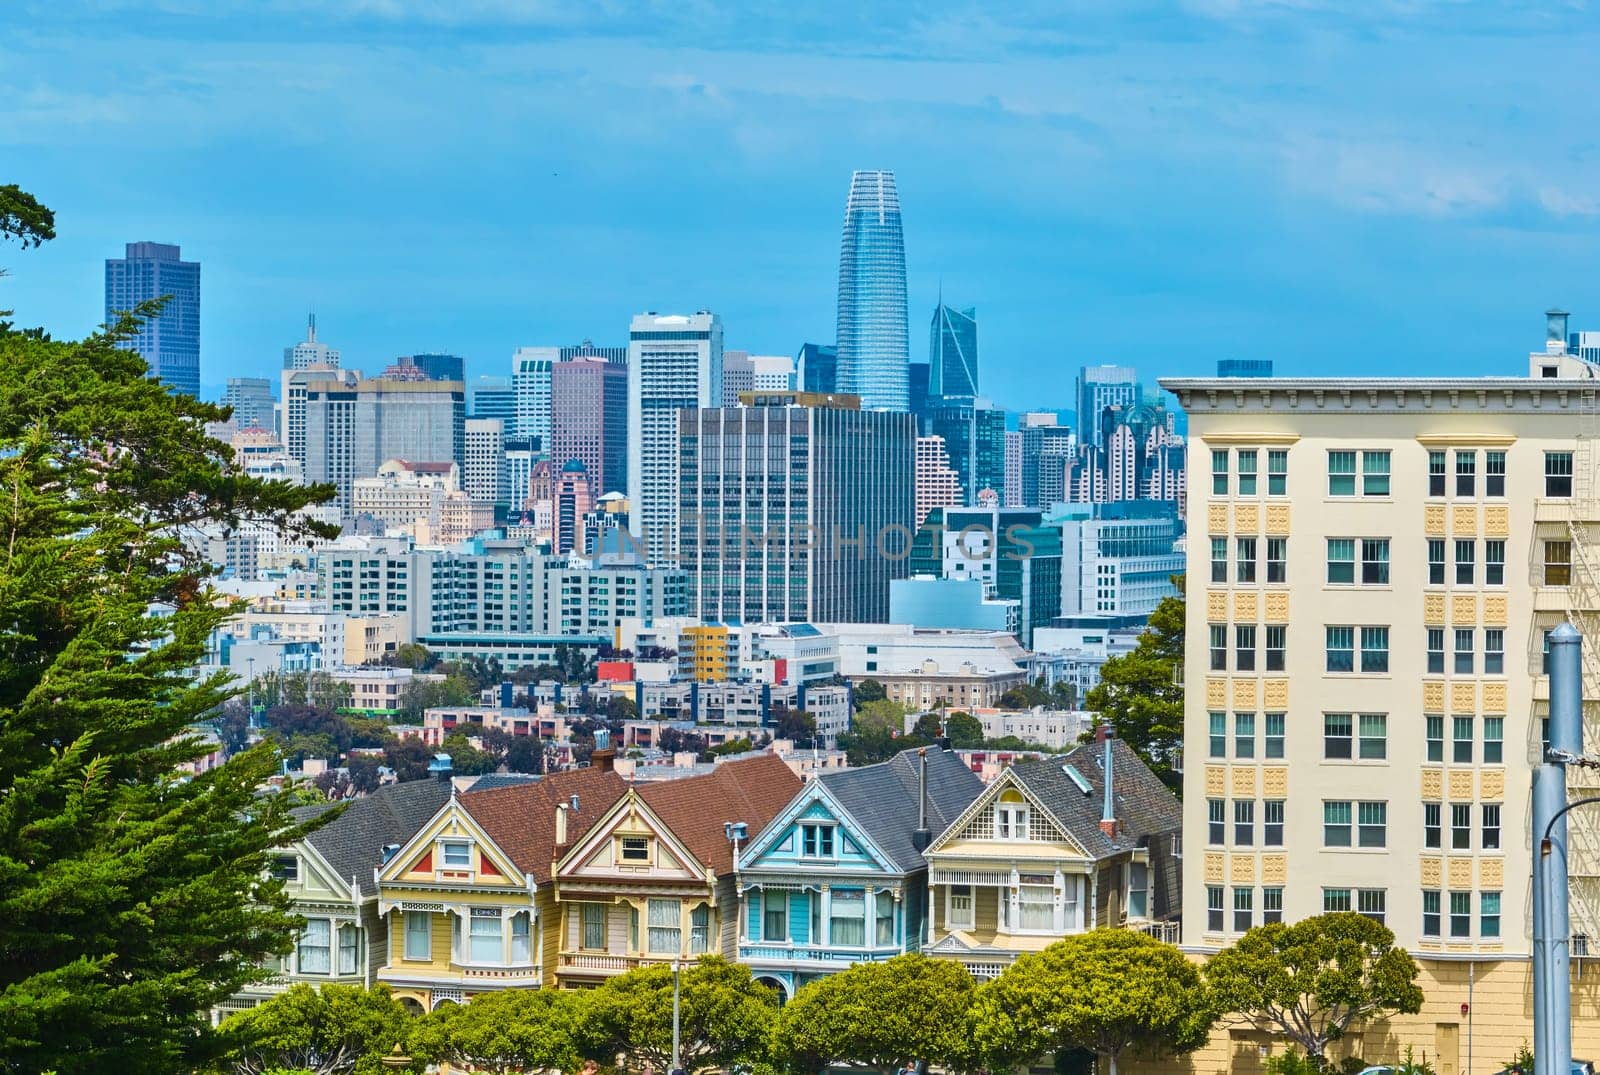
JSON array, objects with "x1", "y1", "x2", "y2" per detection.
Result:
[
  {"x1": 1238, "y1": 450, "x2": 1258, "y2": 496},
  {"x1": 1455, "y1": 540, "x2": 1475, "y2": 585},
  {"x1": 1264, "y1": 799, "x2": 1285, "y2": 846},
  {"x1": 1264, "y1": 712, "x2": 1286, "y2": 758},
  {"x1": 1235, "y1": 712, "x2": 1256, "y2": 759},
  {"x1": 1424, "y1": 803, "x2": 1441, "y2": 849},
  {"x1": 1483, "y1": 803, "x2": 1502, "y2": 850},
  {"x1": 1428, "y1": 539, "x2": 1446, "y2": 585},
  {"x1": 690, "y1": 904, "x2": 710, "y2": 954},
  {"x1": 272, "y1": 856, "x2": 299, "y2": 883},
  {"x1": 1547, "y1": 451, "x2": 1574, "y2": 497},
  {"x1": 1236, "y1": 537, "x2": 1257, "y2": 583},
  {"x1": 1233, "y1": 887, "x2": 1254, "y2": 932},
  {"x1": 1451, "y1": 803, "x2": 1472, "y2": 850},
  {"x1": 1426, "y1": 715, "x2": 1444, "y2": 762},
  {"x1": 1268, "y1": 449, "x2": 1288, "y2": 495},
  {"x1": 1129, "y1": 863, "x2": 1150, "y2": 919},
  {"x1": 1207, "y1": 886, "x2": 1224, "y2": 932},
  {"x1": 1358, "y1": 801, "x2": 1388, "y2": 847},
  {"x1": 1358, "y1": 714, "x2": 1387, "y2": 759},
  {"x1": 1358, "y1": 888, "x2": 1387, "y2": 924},
  {"x1": 1263, "y1": 886, "x2": 1284, "y2": 924},
  {"x1": 801, "y1": 823, "x2": 836, "y2": 857},
  {"x1": 581, "y1": 903, "x2": 606, "y2": 950},
  {"x1": 947, "y1": 884, "x2": 975, "y2": 929},
  {"x1": 1364, "y1": 451, "x2": 1391, "y2": 495},
  {"x1": 1484, "y1": 716, "x2": 1504, "y2": 763},
  {"x1": 1235, "y1": 626, "x2": 1256, "y2": 672},
  {"x1": 1423, "y1": 890, "x2": 1442, "y2": 936},
  {"x1": 1210, "y1": 625, "x2": 1227, "y2": 671},
  {"x1": 875, "y1": 890, "x2": 895, "y2": 945},
  {"x1": 337, "y1": 923, "x2": 360, "y2": 975},
  {"x1": 1323, "y1": 888, "x2": 1352, "y2": 913},
  {"x1": 1453, "y1": 716, "x2": 1474, "y2": 764},
  {"x1": 995, "y1": 802, "x2": 1029, "y2": 840},
  {"x1": 1211, "y1": 537, "x2": 1228, "y2": 583},
  {"x1": 1487, "y1": 450, "x2": 1506, "y2": 496},
  {"x1": 470, "y1": 908, "x2": 503, "y2": 963},
  {"x1": 404, "y1": 910, "x2": 431, "y2": 960},
  {"x1": 1324, "y1": 801, "x2": 1352, "y2": 847},
  {"x1": 1328, "y1": 450, "x2": 1357, "y2": 496},
  {"x1": 1486, "y1": 540, "x2": 1505, "y2": 585},
  {"x1": 647, "y1": 898, "x2": 681, "y2": 954},
  {"x1": 1234, "y1": 800, "x2": 1255, "y2": 846},
  {"x1": 1428, "y1": 450, "x2": 1447, "y2": 496},
  {"x1": 1361, "y1": 627, "x2": 1389, "y2": 673},
  {"x1": 1450, "y1": 891, "x2": 1472, "y2": 937},
  {"x1": 1208, "y1": 799, "x2": 1226, "y2": 845},
  {"x1": 1427, "y1": 628, "x2": 1445, "y2": 674},
  {"x1": 764, "y1": 891, "x2": 788, "y2": 941},
  {"x1": 1265, "y1": 625, "x2": 1286, "y2": 671},
  {"x1": 1481, "y1": 891, "x2": 1502, "y2": 939},
  {"x1": 1209, "y1": 712, "x2": 1226, "y2": 758},
  {"x1": 298, "y1": 918, "x2": 331, "y2": 974},
  {"x1": 1327, "y1": 539, "x2": 1355, "y2": 584},
  {"x1": 511, "y1": 912, "x2": 531, "y2": 963},
  {"x1": 1212, "y1": 449, "x2": 1228, "y2": 495},
  {"x1": 1326, "y1": 626, "x2": 1354, "y2": 672},
  {"x1": 1324, "y1": 713, "x2": 1354, "y2": 759},
  {"x1": 620, "y1": 835, "x2": 650, "y2": 862},
  {"x1": 442, "y1": 841, "x2": 470, "y2": 869},
  {"x1": 1017, "y1": 884, "x2": 1054, "y2": 932},
  {"x1": 1362, "y1": 539, "x2": 1390, "y2": 584},
  {"x1": 1266, "y1": 538, "x2": 1287, "y2": 583},
  {"x1": 1455, "y1": 629, "x2": 1475, "y2": 674},
  {"x1": 1546, "y1": 540, "x2": 1573, "y2": 586},
  {"x1": 1478, "y1": 630, "x2": 1505, "y2": 679},
  {"x1": 1455, "y1": 450, "x2": 1477, "y2": 496}
]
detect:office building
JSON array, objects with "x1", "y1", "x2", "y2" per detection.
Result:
[
  {"x1": 104, "y1": 241, "x2": 200, "y2": 395},
  {"x1": 462, "y1": 418, "x2": 507, "y2": 507},
  {"x1": 553, "y1": 459, "x2": 594, "y2": 555},
  {"x1": 679, "y1": 392, "x2": 914, "y2": 623},
  {"x1": 303, "y1": 376, "x2": 465, "y2": 514},
  {"x1": 628, "y1": 311, "x2": 723, "y2": 565},
  {"x1": 1217, "y1": 358, "x2": 1274, "y2": 378},
  {"x1": 559, "y1": 340, "x2": 626, "y2": 364},
  {"x1": 550, "y1": 356, "x2": 627, "y2": 496},
  {"x1": 925, "y1": 396, "x2": 1006, "y2": 503},
  {"x1": 915, "y1": 434, "x2": 962, "y2": 527},
  {"x1": 750, "y1": 354, "x2": 795, "y2": 391},
  {"x1": 1020, "y1": 413, "x2": 1076, "y2": 508},
  {"x1": 1050, "y1": 501, "x2": 1183, "y2": 617},
  {"x1": 836, "y1": 170, "x2": 909, "y2": 410},
  {"x1": 911, "y1": 506, "x2": 1062, "y2": 646},
  {"x1": 512, "y1": 347, "x2": 555, "y2": 448},
  {"x1": 409, "y1": 353, "x2": 465, "y2": 382},
  {"x1": 469, "y1": 376, "x2": 516, "y2": 423},
  {"x1": 505, "y1": 438, "x2": 535, "y2": 513},
  {"x1": 223, "y1": 377, "x2": 275, "y2": 431},
  {"x1": 283, "y1": 367, "x2": 359, "y2": 469},
  {"x1": 722, "y1": 350, "x2": 755, "y2": 406},
  {"x1": 929, "y1": 303, "x2": 979, "y2": 398},
  {"x1": 1003, "y1": 430, "x2": 1024, "y2": 507},
  {"x1": 797, "y1": 343, "x2": 837, "y2": 394},
  {"x1": 908, "y1": 361, "x2": 930, "y2": 427},
  {"x1": 1075, "y1": 365, "x2": 1139, "y2": 445},
  {"x1": 283, "y1": 315, "x2": 340, "y2": 371}
]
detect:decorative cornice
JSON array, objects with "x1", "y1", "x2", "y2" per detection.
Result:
[
  {"x1": 1414, "y1": 434, "x2": 1518, "y2": 447},
  {"x1": 1197, "y1": 433, "x2": 1301, "y2": 446},
  {"x1": 1159, "y1": 377, "x2": 1600, "y2": 418}
]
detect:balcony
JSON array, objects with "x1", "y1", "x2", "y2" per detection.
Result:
[
  {"x1": 738, "y1": 943, "x2": 902, "y2": 966},
  {"x1": 1139, "y1": 920, "x2": 1182, "y2": 944},
  {"x1": 558, "y1": 953, "x2": 636, "y2": 975},
  {"x1": 455, "y1": 964, "x2": 542, "y2": 985}
]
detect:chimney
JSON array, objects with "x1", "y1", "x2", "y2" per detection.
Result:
[
  {"x1": 591, "y1": 729, "x2": 615, "y2": 772},
  {"x1": 1099, "y1": 733, "x2": 1117, "y2": 838},
  {"x1": 912, "y1": 748, "x2": 933, "y2": 852},
  {"x1": 554, "y1": 802, "x2": 568, "y2": 848}
]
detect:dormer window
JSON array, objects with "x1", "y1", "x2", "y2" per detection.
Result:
[
  {"x1": 620, "y1": 835, "x2": 650, "y2": 863},
  {"x1": 441, "y1": 840, "x2": 471, "y2": 869},
  {"x1": 271, "y1": 855, "x2": 299, "y2": 882},
  {"x1": 995, "y1": 790, "x2": 1030, "y2": 840},
  {"x1": 800, "y1": 823, "x2": 835, "y2": 858}
]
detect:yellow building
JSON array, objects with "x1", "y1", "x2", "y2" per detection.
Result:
[{"x1": 680, "y1": 624, "x2": 731, "y2": 682}]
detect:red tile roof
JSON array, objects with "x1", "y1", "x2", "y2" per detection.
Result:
[
  {"x1": 460, "y1": 767, "x2": 628, "y2": 884},
  {"x1": 638, "y1": 755, "x2": 802, "y2": 876}
]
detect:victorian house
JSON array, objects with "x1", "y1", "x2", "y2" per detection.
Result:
[
  {"x1": 924, "y1": 734, "x2": 1181, "y2": 980},
  {"x1": 736, "y1": 746, "x2": 985, "y2": 1001}
]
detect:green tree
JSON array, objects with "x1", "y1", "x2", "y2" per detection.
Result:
[
  {"x1": 580, "y1": 956, "x2": 778, "y2": 1071},
  {"x1": 0, "y1": 293, "x2": 336, "y2": 1072},
  {"x1": 1205, "y1": 912, "x2": 1423, "y2": 1067},
  {"x1": 394, "y1": 675, "x2": 473, "y2": 723},
  {"x1": 1083, "y1": 578, "x2": 1185, "y2": 790},
  {"x1": 0, "y1": 185, "x2": 55, "y2": 249},
  {"x1": 440, "y1": 732, "x2": 499, "y2": 776},
  {"x1": 971, "y1": 930, "x2": 1216, "y2": 1075},
  {"x1": 382, "y1": 643, "x2": 433, "y2": 670},
  {"x1": 410, "y1": 988, "x2": 584, "y2": 1073},
  {"x1": 502, "y1": 734, "x2": 545, "y2": 775},
  {"x1": 854, "y1": 678, "x2": 887, "y2": 704},
  {"x1": 213, "y1": 983, "x2": 416, "y2": 1075},
  {"x1": 773, "y1": 953, "x2": 977, "y2": 1074},
  {"x1": 855, "y1": 697, "x2": 908, "y2": 735},
  {"x1": 945, "y1": 711, "x2": 986, "y2": 748}
]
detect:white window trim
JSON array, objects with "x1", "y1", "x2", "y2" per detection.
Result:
[
  {"x1": 403, "y1": 909, "x2": 432, "y2": 961},
  {"x1": 946, "y1": 884, "x2": 975, "y2": 930},
  {"x1": 439, "y1": 839, "x2": 472, "y2": 871},
  {"x1": 996, "y1": 803, "x2": 1030, "y2": 840}
]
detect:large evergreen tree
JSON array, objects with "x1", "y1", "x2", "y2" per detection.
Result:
[
  {"x1": 0, "y1": 198, "x2": 337, "y2": 1073},
  {"x1": 1084, "y1": 576, "x2": 1185, "y2": 790}
]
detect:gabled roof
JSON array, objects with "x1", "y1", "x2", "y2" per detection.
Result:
[
  {"x1": 296, "y1": 778, "x2": 454, "y2": 894},
  {"x1": 816, "y1": 748, "x2": 985, "y2": 873},
  {"x1": 460, "y1": 766, "x2": 628, "y2": 885},
  {"x1": 1010, "y1": 738, "x2": 1180, "y2": 860},
  {"x1": 639, "y1": 754, "x2": 801, "y2": 875}
]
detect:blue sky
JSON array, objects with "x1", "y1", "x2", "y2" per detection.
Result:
[{"x1": 5, "y1": 1, "x2": 1600, "y2": 410}]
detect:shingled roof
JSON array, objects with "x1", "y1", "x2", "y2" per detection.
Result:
[
  {"x1": 639, "y1": 754, "x2": 802, "y2": 876},
  {"x1": 297, "y1": 777, "x2": 453, "y2": 896},
  {"x1": 817, "y1": 747, "x2": 985, "y2": 873},
  {"x1": 1009, "y1": 737, "x2": 1180, "y2": 860},
  {"x1": 460, "y1": 766, "x2": 628, "y2": 884}
]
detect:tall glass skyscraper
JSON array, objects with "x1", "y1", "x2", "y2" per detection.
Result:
[
  {"x1": 105, "y1": 242, "x2": 200, "y2": 396},
  {"x1": 929, "y1": 303, "x2": 978, "y2": 397},
  {"x1": 836, "y1": 170, "x2": 909, "y2": 411}
]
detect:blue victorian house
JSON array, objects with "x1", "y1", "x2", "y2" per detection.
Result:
[{"x1": 735, "y1": 746, "x2": 984, "y2": 1000}]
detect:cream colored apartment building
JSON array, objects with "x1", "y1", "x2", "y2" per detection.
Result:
[{"x1": 1160, "y1": 344, "x2": 1600, "y2": 1073}]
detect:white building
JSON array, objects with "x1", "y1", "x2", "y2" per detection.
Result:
[
  {"x1": 915, "y1": 434, "x2": 961, "y2": 528},
  {"x1": 750, "y1": 354, "x2": 795, "y2": 391},
  {"x1": 512, "y1": 347, "x2": 555, "y2": 447},
  {"x1": 282, "y1": 315, "x2": 341, "y2": 371},
  {"x1": 463, "y1": 417, "x2": 507, "y2": 507},
  {"x1": 1049, "y1": 502, "x2": 1184, "y2": 616}
]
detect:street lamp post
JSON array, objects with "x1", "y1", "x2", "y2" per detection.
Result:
[{"x1": 671, "y1": 957, "x2": 682, "y2": 1075}]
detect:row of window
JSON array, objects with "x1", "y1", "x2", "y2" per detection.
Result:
[
  {"x1": 1424, "y1": 802, "x2": 1502, "y2": 851},
  {"x1": 1203, "y1": 885, "x2": 1502, "y2": 939},
  {"x1": 751, "y1": 888, "x2": 894, "y2": 946},
  {"x1": 1210, "y1": 449, "x2": 1289, "y2": 497},
  {"x1": 1206, "y1": 798, "x2": 1287, "y2": 846},
  {"x1": 1209, "y1": 624, "x2": 1509, "y2": 676},
  {"x1": 1206, "y1": 798, "x2": 1503, "y2": 851},
  {"x1": 1213, "y1": 447, "x2": 1576, "y2": 500},
  {"x1": 1206, "y1": 625, "x2": 1288, "y2": 671},
  {"x1": 402, "y1": 908, "x2": 533, "y2": 964},
  {"x1": 575, "y1": 900, "x2": 712, "y2": 955},
  {"x1": 1205, "y1": 711, "x2": 1506, "y2": 763},
  {"x1": 1213, "y1": 537, "x2": 1519, "y2": 589}
]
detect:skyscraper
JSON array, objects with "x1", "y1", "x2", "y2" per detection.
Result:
[
  {"x1": 104, "y1": 242, "x2": 200, "y2": 396},
  {"x1": 929, "y1": 303, "x2": 978, "y2": 398},
  {"x1": 628, "y1": 311, "x2": 723, "y2": 565},
  {"x1": 512, "y1": 347, "x2": 556, "y2": 448},
  {"x1": 836, "y1": 170, "x2": 909, "y2": 410},
  {"x1": 410, "y1": 353, "x2": 466, "y2": 382},
  {"x1": 468, "y1": 376, "x2": 516, "y2": 423},
  {"x1": 283, "y1": 315, "x2": 340, "y2": 370},
  {"x1": 552, "y1": 459, "x2": 594, "y2": 555},
  {"x1": 722, "y1": 350, "x2": 755, "y2": 406},
  {"x1": 223, "y1": 377, "x2": 275, "y2": 431},
  {"x1": 1075, "y1": 365, "x2": 1139, "y2": 445},
  {"x1": 462, "y1": 418, "x2": 507, "y2": 507},
  {"x1": 304, "y1": 375, "x2": 465, "y2": 514},
  {"x1": 797, "y1": 343, "x2": 837, "y2": 394},
  {"x1": 551, "y1": 357, "x2": 627, "y2": 496},
  {"x1": 925, "y1": 395, "x2": 1006, "y2": 504}
]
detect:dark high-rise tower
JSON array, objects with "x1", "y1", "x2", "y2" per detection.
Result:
[
  {"x1": 929, "y1": 303, "x2": 978, "y2": 398},
  {"x1": 836, "y1": 170, "x2": 909, "y2": 410},
  {"x1": 105, "y1": 242, "x2": 200, "y2": 396}
]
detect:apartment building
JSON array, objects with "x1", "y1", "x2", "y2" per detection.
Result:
[{"x1": 1162, "y1": 342, "x2": 1600, "y2": 1070}]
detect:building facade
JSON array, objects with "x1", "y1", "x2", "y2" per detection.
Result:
[
  {"x1": 512, "y1": 347, "x2": 555, "y2": 448},
  {"x1": 929, "y1": 303, "x2": 979, "y2": 398},
  {"x1": 915, "y1": 435, "x2": 962, "y2": 528},
  {"x1": 304, "y1": 376, "x2": 465, "y2": 514},
  {"x1": 836, "y1": 170, "x2": 909, "y2": 411},
  {"x1": 925, "y1": 396, "x2": 1006, "y2": 504},
  {"x1": 105, "y1": 241, "x2": 200, "y2": 395},
  {"x1": 551, "y1": 356, "x2": 628, "y2": 496},
  {"x1": 462, "y1": 418, "x2": 507, "y2": 508},
  {"x1": 224, "y1": 377, "x2": 275, "y2": 431}
]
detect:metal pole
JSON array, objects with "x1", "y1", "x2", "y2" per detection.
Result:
[
  {"x1": 1536, "y1": 622, "x2": 1583, "y2": 1075},
  {"x1": 672, "y1": 958, "x2": 682, "y2": 1073}
]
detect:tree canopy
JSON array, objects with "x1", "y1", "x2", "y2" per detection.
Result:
[
  {"x1": 0, "y1": 184, "x2": 54, "y2": 250},
  {"x1": 212, "y1": 983, "x2": 416, "y2": 1075},
  {"x1": 1083, "y1": 578, "x2": 1185, "y2": 790},
  {"x1": 581, "y1": 956, "x2": 778, "y2": 1071},
  {"x1": 410, "y1": 988, "x2": 584, "y2": 1074}
]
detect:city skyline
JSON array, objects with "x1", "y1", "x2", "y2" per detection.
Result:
[{"x1": 10, "y1": 5, "x2": 1600, "y2": 408}]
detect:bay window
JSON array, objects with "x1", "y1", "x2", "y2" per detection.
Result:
[
  {"x1": 1017, "y1": 883, "x2": 1054, "y2": 931},
  {"x1": 337, "y1": 923, "x2": 360, "y2": 975},
  {"x1": 298, "y1": 918, "x2": 331, "y2": 974},
  {"x1": 875, "y1": 891, "x2": 896, "y2": 946},
  {"x1": 830, "y1": 890, "x2": 866, "y2": 946},
  {"x1": 469, "y1": 908, "x2": 503, "y2": 963},
  {"x1": 511, "y1": 912, "x2": 532, "y2": 963},
  {"x1": 647, "y1": 898, "x2": 681, "y2": 954}
]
